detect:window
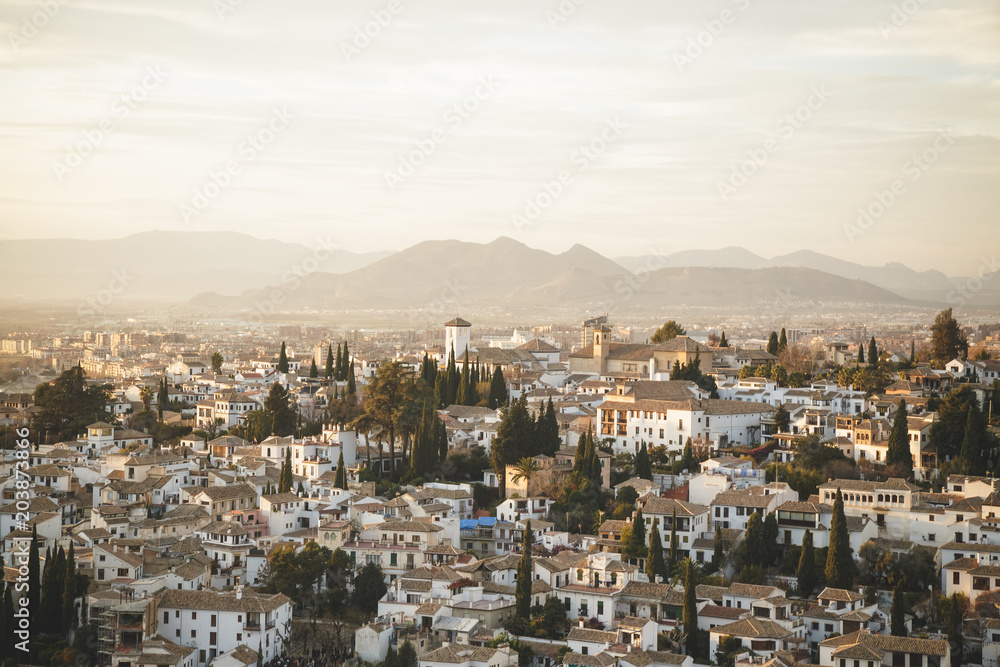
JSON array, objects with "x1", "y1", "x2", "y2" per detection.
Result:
[
  {"x1": 164, "y1": 612, "x2": 169, "y2": 624},
  {"x1": 598, "y1": 601, "x2": 604, "y2": 615},
  {"x1": 577, "y1": 570, "x2": 584, "y2": 581},
  {"x1": 210, "y1": 632, "x2": 217, "y2": 645},
  {"x1": 191, "y1": 629, "x2": 197, "y2": 638},
  {"x1": 953, "y1": 572, "x2": 960, "y2": 585}
]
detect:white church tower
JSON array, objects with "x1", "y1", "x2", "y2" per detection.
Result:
[{"x1": 444, "y1": 317, "x2": 472, "y2": 358}]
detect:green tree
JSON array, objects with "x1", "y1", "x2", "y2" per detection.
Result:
[
  {"x1": 930, "y1": 308, "x2": 968, "y2": 363},
  {"x1": 891, "y1": 582, "x2": 907, "y2": 636},
  {"x1": 868, "y1": 336, "x2": 879, "y2": 366},
  {"x1": 825, "y1": 489, "x2": 855, "y2": 589},
  {"x1": 930, "y1": 386, "x2": 981, "y2": 459},
  {"x1": 334, "y1": 450, "x2": 347, "y2": 490},
  {"x1": 398, "y1": 640, "x2": 417, "y2": 667},
  {"x1": 634, "y1": 442, "x2": 652, "y2": 480},
  {"x1": 363, "y1": 361, "x2": 425, "y2": 477},
  {"x1": 264, "y1": 382, "x2": 297, "y2": 436},
  {"x1": 515, "y1": 521, "x2": 533, "y2": 618},
  {"x1": 773, "y1": 405, "x2": 790, "y2": 433},
  {"x1": 886, "y1": 399, "x2": 911, "y2": 473},
  {"x1": 719, "y1": 331, "x2": 729, "y2": 348},
  {"x1": 488, "y1": 367, "x2": 508, "y2": 409},
  {"x1": 778, "y1": 328, "x2": 788, "y2": 353},
  {"x1": 858, "y1": 344, "x2": 865, "y2": 365},
  {"x1": 63, "y1": 542, "x2": 77, "y2": 633},
  {"x1": 325, "y1": 344, "x2": 334, "y2": 378},
  {"x1": 682, "y1": 558, "x2": 699, "y2": 658},
  {"x1": 536, "y1": 399, "x2": 561, "y2": 457},
  {"x1": 763, "y1": 512, "x2": 779, "y2": 565},
  {"x1": 211, "y1": 352, "x2": 224, "y2": 374},
  {"x1": 278, "y1": 448, "x2": 293, "y2": 493},
  {"x1": 767, "y1": 331, "x2": 779, "y2": 356},
  {"x1": 309, "y1": 358, "x2": 318, "y2": 378},
  {"x1": 341, "y1": 342, "x2": 351, "y2": 381},
  {"x1": 31, "y1": 365, "x2": 112, "y2": 442},
  {"x1": 277, "y1": 342, "x2": 289, "y2": 373},
  {"x1": 651, "y1": 320, "x2": 686, "y2": 343},
  {"x1": 668, "y1": 509, "x2": 678, "y2": 571},
  {"x1": 959, "y1": 404, "x2": 986, "y2": 476},
  {"x1": 28, "y1": 526, "x2": 40, "y2": 618},
  {"x1": 712, "y1": 525, "x2": 724, "y2": 571},
  {"x1": 491, "y1": 395, "x2": 536, "y2": 496},
  {"x1": 352, "y1": 562, "x2": 388, "y2": 615},
  {"x1": 797, "y1": 529, "x2": 816, "y2": 596},
  {"x1": 646, "y1": 520, "x2": 668, "y2": 583},
  {"x1": 623, "y1": 506, "x2": 647, "y2": 559},
  {"x1": 741, "y1": 512, "x2": 766, "y2": 568}
]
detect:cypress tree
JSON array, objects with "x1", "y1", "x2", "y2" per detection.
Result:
[
  {"x1": 488, "y1": 367, "x2": 508, "y2": 409},
  {"x1": 277, "y1": 342, "x2": 289, "y2": 373},
  {"x1": 437, "y1": 417, "x2": 449, "y2": 463},
  {"x1": 712, "y1": 525, "x2": 724, "y2": 571},
  {"x1": 886, "y1": 399, "x2": 911, "y2": 471},
  {"x1": 766, "y1": 332, "x2": 779, "y2": 356},
  {"x1": 626, "y1": 506, "x2": 647, "y2": 559},
  {"x1": 2, "y1": 582, "x2": 14, "y2": 659},
  {"x1": 959, "y1": 404, "x2": 986, "y2": 476},
  {"x1": 325, "y1": 344, "x2": 334, "y2": 378},
  {"x1": 635, "y1": 442, "x2": 652, "y2": 480},
  {"x1": 444, "y1": 350, "x2": 457, "y2": 406},
  {"x1": 668, "y1": 508, "x2": 678, "y2": 571},
  {"x1": 891, "y1": 582, "x2": 907, "y2": 636},
  {"x1": 646, "y1": 520, "x2": 668, "y2": 583},
  {"x1": 335, "y1": 451, "x2": 347, "y2": 490},
  {"x1": 64, "y1": 542, "x2": 77, "y2": 633},
  {"x1": 28, "y1": 526, "x2": 40, "y2": 619},
  {"x1": 797, "y1": 529, "x2": 816, "y2": 597},
  {"x1": 334, "y1": 343, "x2": 343, "y2": 380},
  {"x1": 541, "y1": 398, "x2": 560, "y2": 456},
  {"x1": 347, "y1": 366, "x2": 356, "y2": 395},
  {"x1": 434, "y1": 372, "x2": 448, "y2": 409},
  {"x1": 515, "y1": 521, "x2": 533, "y2": 618},
  {"x1": 910, "y1": 339, "x2": 915, "y2": 364},
  {"x1": 341, "y1": 342, "x2": 351, "y2": 381},
  {"x1": 279, "y1": 449, "x2": 292, "y2": 493},
  {"x1": 158, "y1": 378, "x2": 165, "y2": 421},
  {"x1": 309, "y1": 359, "x2": 318, "y2": 378},
  {"x1": 868, "y1": 336, "x2": 878, "y2": 366},
  {"x1": 858, "y1": 344, "x2": 865, "y2": 365},
  {"x1": 778, "y1": 328, "x2": 788, "y2": 353},
  {"x1": 682, "y1": 558, "x2": 699, "y2": 658},
  {"x1": 825, "y1": 489, "x2": 855, "y2": 589},
  {"x1": 719, "y1": 331, "x2": 728, "y2": 348},
  {"x1": 457, "y1": 351, "x2": 470, "y2": 405}
]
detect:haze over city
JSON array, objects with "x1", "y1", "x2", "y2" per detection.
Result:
[{"x1": 1, "y1": 0, "x2": 999, "y2": 274}]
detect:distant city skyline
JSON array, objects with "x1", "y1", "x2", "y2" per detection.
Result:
[{"x1": 1, "y1": 0, "x2": 998, "y2": 276}]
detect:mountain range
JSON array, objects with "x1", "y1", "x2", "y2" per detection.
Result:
[{"x1": 1, "y1": 232, "x2": 996, "y2": 313}]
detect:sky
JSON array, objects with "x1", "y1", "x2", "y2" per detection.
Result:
[{"x1": 0, "y1": 0, "x2": 998, "y2": 274}]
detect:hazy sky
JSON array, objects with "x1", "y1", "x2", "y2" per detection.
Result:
[{"x1": 1, "y1": 0, "x2": 998, "y2": 273}]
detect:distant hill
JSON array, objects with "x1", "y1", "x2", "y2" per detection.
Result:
[
  {"x1": 0, "y1": 230, "x2": 390, "y2": 305},
  {"x1": 187, "y1": 237, "x2": 912, "y2": 313},
  {"x1": 614, "y1": 247, "x2": 957, "y2": 301}
]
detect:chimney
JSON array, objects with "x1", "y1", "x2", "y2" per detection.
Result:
[{"x1": 235, "y1": 583, "x2": 243, "y2": 599}]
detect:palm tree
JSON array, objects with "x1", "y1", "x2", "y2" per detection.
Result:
[
  {"x1": 510, "y1": 457, "x2": 540, "y2": 489},
  {"x1": 139, "y1": 385, "x2": 154, "y2": 412}
]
